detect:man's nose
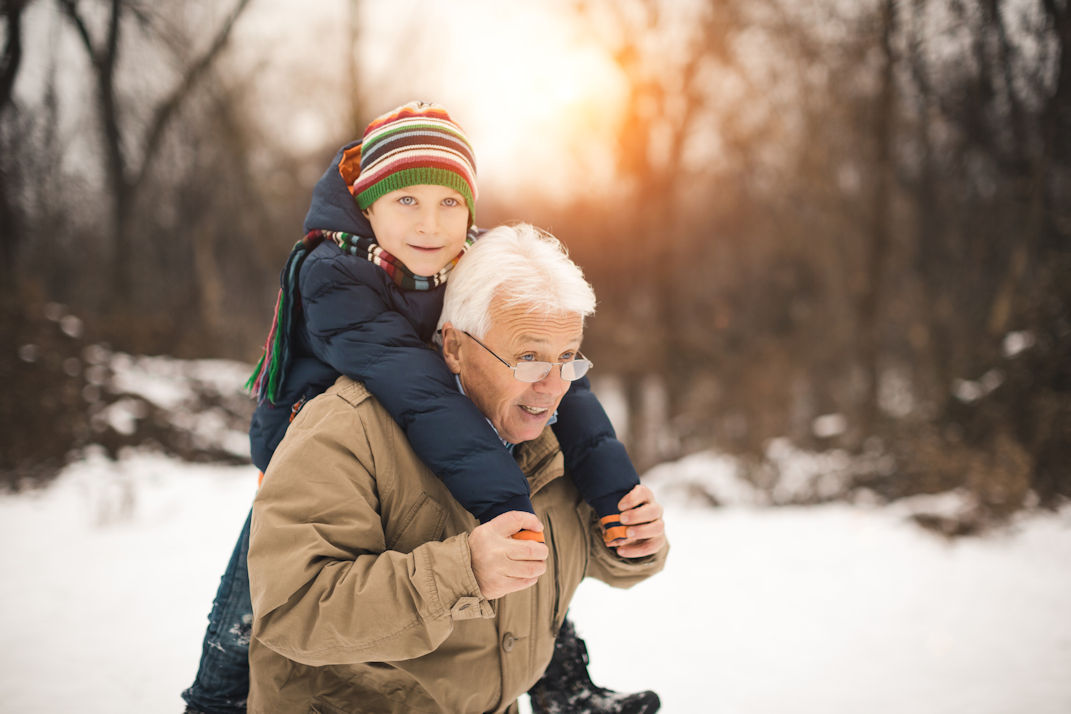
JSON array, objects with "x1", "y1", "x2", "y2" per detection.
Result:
[{"x1": 531, "y1": 366, "x2": 569, "y2": 394}]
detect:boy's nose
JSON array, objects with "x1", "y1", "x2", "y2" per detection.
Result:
[{"x1": 417, "y1": 206, "x2": 441, "y2": 233}]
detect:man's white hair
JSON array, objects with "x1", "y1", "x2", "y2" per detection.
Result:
[{"x1": 437, "y1": 223, "x2": 596, "y2": 340}]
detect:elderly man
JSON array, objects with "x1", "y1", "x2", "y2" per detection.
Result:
[{"x1": 246, "y1": 223, "x2": 668, "y2": 713}]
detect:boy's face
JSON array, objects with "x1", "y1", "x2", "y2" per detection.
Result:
[{"x1": 363, "y1": 185, "x2": 470, "y2": 277}]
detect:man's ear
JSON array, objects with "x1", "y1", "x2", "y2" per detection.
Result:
[{"x1": 440, "y1": 323, "x2": 463, "y2": 374}]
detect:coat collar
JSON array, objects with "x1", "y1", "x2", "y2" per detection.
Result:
[
  {"x1": 514, "y1": 429, "x2": 566, "y2": 496},
  {"x1": 333, "y1": 377, "x2": 567, "y2": 497}
]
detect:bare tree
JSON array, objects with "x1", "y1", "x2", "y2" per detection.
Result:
[
  {"x1": 549, "y1": 0, "x2": 1071, "y2": 509},
  {"x1": 0, "y1": 0, "x2": 27, "y2": 111},
  {"x1": 856, "y1": 0, "x2": 898, "y2": 438},
  {"x1": 0, "y1": 0, "x2": 30, "y2": 289},
  {"x1": 56, "y1": 0, "x2": 251, "y2": 302},
  {"x1": 568, "y1": 0, "x2": 739, "y2": 465}
]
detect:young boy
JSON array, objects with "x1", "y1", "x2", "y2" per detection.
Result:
[{"x1": 182, "y1": 102, "x2": 658, "y2": 714}]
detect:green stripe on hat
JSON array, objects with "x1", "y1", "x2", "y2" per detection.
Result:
[{"x1": 356, "y1": 167, "x2": 476, "y2": 224}]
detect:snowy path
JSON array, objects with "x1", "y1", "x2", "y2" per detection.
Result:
[{"x1": 1, "y1": 451, "x2": 1069, "y2": 713}]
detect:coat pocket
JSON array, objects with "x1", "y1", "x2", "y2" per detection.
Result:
[{"x1": 387, "y1": 492, "x2": 447, "y2": 554}]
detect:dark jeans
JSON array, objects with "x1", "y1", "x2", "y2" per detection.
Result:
[{"x1": 182, "y1": 510, "x2": 254, "y2": 714}]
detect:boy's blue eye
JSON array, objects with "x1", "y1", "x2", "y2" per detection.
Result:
[
  {"x1": 442, "y1": 197, "x2": 459, "y2": 207},
  {"x1": 398, "y1": 196, "x2": 416, "y2": 205}
]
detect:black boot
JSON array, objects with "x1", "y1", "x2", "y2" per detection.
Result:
[{"x1": 528, "y1": 617, "x2": 661, "y2": 714}]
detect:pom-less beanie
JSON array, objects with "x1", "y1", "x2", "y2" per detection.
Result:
[{"x1": 346, "y1": 101, "x2": 478, "y2": 224}]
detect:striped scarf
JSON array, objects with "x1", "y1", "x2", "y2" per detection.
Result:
[{"x1": 245, "y1": 227, "x2": 476, "y2": 405}]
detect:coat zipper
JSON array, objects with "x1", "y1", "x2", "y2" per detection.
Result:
[{"x1": 545, "y1": 512, "x2": 563, "y2": 636}]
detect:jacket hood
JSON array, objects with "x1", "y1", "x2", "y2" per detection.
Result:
[{"x1": 302, "y1": 140, "x2": 375, "y2": 236}]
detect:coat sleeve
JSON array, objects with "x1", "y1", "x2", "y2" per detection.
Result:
[
  {"x1": 551, "y1": 376, "x2": 641, "y2": 518},
  {"x1": 249, "y1": 399, "x2": 495, "y2": 668},
  {"x1": 301, "y1": 256, "x2": 534, "y2": 521}
]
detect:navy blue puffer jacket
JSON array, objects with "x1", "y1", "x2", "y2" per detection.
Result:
[{"x1": 249, "y1": 141, "x2": 639, "y2": 521}]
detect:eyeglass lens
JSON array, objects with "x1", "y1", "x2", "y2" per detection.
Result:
[
  {"x1": 462, "y1": 331, "x2": 590, "y2": 383},
  {"x1": 514, "y1": 359, "x2": 590, "y2": 383}
]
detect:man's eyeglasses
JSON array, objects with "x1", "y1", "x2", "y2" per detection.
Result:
[{"x1": 463, "y1": 331, "x2": 592, "y2": 383}]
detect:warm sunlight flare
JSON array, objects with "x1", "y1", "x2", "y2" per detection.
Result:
[
  {"x1": 359, "y1": 1, "x2": 627, "y2": 201},
  {"x1": 468, "y1": 42, "x2": 627, "y2": 202}
]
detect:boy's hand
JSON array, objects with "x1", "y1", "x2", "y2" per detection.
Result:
[
  {"x1": 469, "y1": 511, "x2": 548, "y2": 600},
  {"x1": 611, "y1": 485, "x2": 667, "y2": 559}
]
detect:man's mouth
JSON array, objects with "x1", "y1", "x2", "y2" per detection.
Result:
[{"x1": 519, "y1": 405, "x2": 549, "y2": 416}]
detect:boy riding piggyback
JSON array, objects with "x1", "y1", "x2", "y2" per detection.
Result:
[
  {"x1": 250, "y1": 100, "x2": 639, "y2": 542},
  {"x1": 182, "y1": 101, "x2": 657, "y2": 714}
]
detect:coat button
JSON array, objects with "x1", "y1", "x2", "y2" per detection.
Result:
[{"x1": 502, "y1": 632, "x2": 517, "y2": 652}]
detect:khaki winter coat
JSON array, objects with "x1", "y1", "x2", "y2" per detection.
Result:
[{"x1": 247, "y1": 377, "x2": 667, "y2": 713}]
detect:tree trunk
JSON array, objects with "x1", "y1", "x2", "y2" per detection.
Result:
[
  {"x1": 857, "y1": 0, "x2": 897, "y2": 439},
  {"x1": 59, "y1": 0, "x2": 252, "y2": 306},
  {"x1": 193, "y1": 217, "x2": 225, "y2": 342},
  {"x1": 0, "y1": 0, "x2": 27, "y2": 291}
]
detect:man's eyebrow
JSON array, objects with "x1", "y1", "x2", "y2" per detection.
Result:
[{"x1": 513, "y1": 333, "x2": 584, "y2": 347}]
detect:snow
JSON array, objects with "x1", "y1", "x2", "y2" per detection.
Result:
[
  {"x1": 2, "y1": 450, "x2": 1069, "y2": 713},
  {"x1": 1002, "y1": 330, "x2": 1036, "y2": 358},
  {"x1": 107, "y1": 353, "x2": 252, "y2": 411},
  {"x1": 0, "y1": 450, "x2": 257, "y2": 712},
  {"x1": 570, "y1": 502, "x2": 1071, "y2": 714},
  {"x1": 952, "y1": 369, "x2": 1006, "y2": 403}
]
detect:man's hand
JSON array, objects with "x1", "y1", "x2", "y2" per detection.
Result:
[
  {"x1": 611, "y1": 485, "x2": 667, "y2": 559},
  {"x1": 469, "y1": 511, "x2": 549, "y2": 600}
]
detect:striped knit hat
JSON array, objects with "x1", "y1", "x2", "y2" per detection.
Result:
[{"x1": 344, "y1": 101, "x2": 478, "y2": 224}]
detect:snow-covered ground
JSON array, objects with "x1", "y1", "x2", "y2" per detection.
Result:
[{"x1": 1, "y1": 449, "x2": 1069, "y2": 713}]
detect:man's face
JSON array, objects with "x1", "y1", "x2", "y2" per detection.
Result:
[
  {"x1": 363, "y1": 184, "x2": 470, "y2": 277},
  {"x1": 442, "y1": 300, "x2": 584, "y2": 445}
]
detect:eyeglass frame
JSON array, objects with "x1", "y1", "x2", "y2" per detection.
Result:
[{"x1": 462, "y1": 331, "x2": 593, "y2": 383}]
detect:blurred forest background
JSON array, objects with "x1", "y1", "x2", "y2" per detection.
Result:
[{"x1": 1, "y1": 0, "x2": 1068, "y2": 528}]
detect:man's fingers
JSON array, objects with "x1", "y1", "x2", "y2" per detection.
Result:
[
  {"x1": 470, "y1": 511, "x2": 550, "y2": 599},
  {"x1": 503, "y1": 576, "x2": 540, "y2": 591},
  {"x1": 618, "y1": 486, "x2": 663, "y2": 530},
  {"x1": 609, "y1": 484, "x2": 667, "y2": 560},
  {"x1": 488, "y1": 510, "x2": 544, "y2": 538},
  {"x1": 620, "y1": 500, "x2": 664, "y2": 526},
  {"x1": 503, "y1": 558, "x2": 547, "y2": 579},
  {"x1": 615, "y1": 539, "x2": 663, "y2": 559},
  {"x1": 612, "y1": 520, "x2": 667, "y2": 558},
  {"x1": 508, "y1": 539, "x2": 549, "y2": 563},
  {"x1": 617, "y1": 484, "x2": 654, "y2": 513},
  {"x1": 618, "y1": 519, "x2": 661, "y2": 541}
]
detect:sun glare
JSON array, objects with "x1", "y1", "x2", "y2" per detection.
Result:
[
  {"x1": 359, "y1": 1, "x2": 627, "y2": 202},
  {"x1": 468, "y1": 38, "x2": 625, "y2": 201}
]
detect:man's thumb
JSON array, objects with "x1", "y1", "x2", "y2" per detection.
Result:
[{"x1": 491, "y1": 510, "x2": 543, "y2": 538}]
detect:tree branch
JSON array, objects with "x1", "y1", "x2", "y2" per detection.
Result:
[
  {"x1": 136, "y1": 0, "x2": 252, "y2": 186},
  {"x1": 104, "y1": 0, "x2": 120, "y2": 70},
  {"x1": 59, "y1": 0, "x2": 126, "y2": 190},
  {"x1": 56, "y1": 0, "x2": 96, "y2": 61},
  {"x1": 0, "y1": 0, "x2": 28, "y2": 114}
]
